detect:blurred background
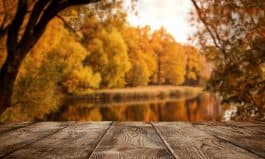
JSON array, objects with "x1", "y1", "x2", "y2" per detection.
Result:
[{"x1": 0, "y1": 0, "x2": 264, "y2": 122}]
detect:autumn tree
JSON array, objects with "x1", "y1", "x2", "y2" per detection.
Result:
[
  {"x1": 85, "y1": 28, "x2": 131, "y2": 88},
  {"x1": 0, "y1": 0, "x2": 102, "y2": 114},
  {"x1": 59, "y1": 0, "x2": 135, "y2": 43},
  {"x1": 183, "y1": 45, "x2": 203, "y2": 85},
  {"x1": 1, "y1": 19, "x2": 101, "y2": 121},
  {"x1": 151, "y1": 28, "x2": 186, "y2": 85},
  {"x1": 0, "y1": 0, "x2": 18, "y2": 70},
  {"x1": 122, "y1": 26, "x2": 157, "y2": 86},
  {"x1": 191, "y1": 0, "x2": 265, "y2": 120},
  {"x1": 161, "y1": 40, "x2": 186, "y2": 85},
  {"x1": 150, "y1": 28, "x2": 164, "y2": 84}
]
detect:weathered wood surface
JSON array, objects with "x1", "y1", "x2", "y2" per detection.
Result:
[
  {"x1": 193, "y1": 121, "x2": 265, "y2": 158},
  {"x1": 4, "y1": 122, "x2": 111, "y2": 159},
  {"x1": 0, "y1": 121, "x2": 263, "y2": 159},
  {"x1": 152, "y1": 122, "x2": 262, "y2": 159},
  {"x1": 0, "y1": 122, "x2": 31, "y2": 135},
  {"x1": 0, "y1": 122, "x2": 68, "y2": 158},
  {"x1": 89, "y1": 122, "x2": 174, "y2": 159}
]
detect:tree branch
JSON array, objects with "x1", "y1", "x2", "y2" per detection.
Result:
[
  {"x1": 56, "y1": 15, "x2": 82, "y2": 40},
  {"x1": 7, "y1": 0, "x2": 27, "y2": 55},
  {"x1": 18, "y1": 0, "x2": 100, "y2": 57},
  {"x1": 191, "y1": 0, "x2": 227, "y2": 58},
  {"x1": 18, "y1": 0, "x2": 52, "y2": 53}
]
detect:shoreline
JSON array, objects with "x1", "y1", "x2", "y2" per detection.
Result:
[{"x1": 64, "y1": 86, "x2": 204, "y2": 104}]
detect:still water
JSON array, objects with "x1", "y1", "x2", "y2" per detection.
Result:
[{"x1": 48, "y1": 93, "x2": 223, "y2": 122}]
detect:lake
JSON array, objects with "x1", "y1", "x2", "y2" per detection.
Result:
[{"x1": 47, "y1": 92, "x2": 223, "y2": 121}]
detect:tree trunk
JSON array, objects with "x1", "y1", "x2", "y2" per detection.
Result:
[
  {"x1": 0, "y1": 0, "x2": 101, "y2": 115},
  {"x1": 0, "y1": 59, "x2": 20, "y2": 114},
  {"x1": 157, "y1": 54, "x2": 161, "y2": 85}
]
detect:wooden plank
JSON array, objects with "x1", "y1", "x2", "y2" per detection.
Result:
[
  {"x1": 0, "y1": 122, "x2": 31, "y2": 135},
  {"x1": 4, "y1": 122, "x2": 112, "y2": 159},
  {"x1": 193, "y1": 122, "x2": 265, "y2": 158},
  {"x1": 193, "y1": 121, "x2": 265, "y2": 128},
  {"x1": 193, "y1": 121, "x2": 265, "y2": 136},
  {"x1": 227, "y1": 121, "x2": 265, "y2": 128},
  {"x1": 0, "y1": 122, "x2": 68, "y2": 158},
  {"x1": 152, "y1": 122, "x2": 262, "y2": 159},
  {"x1": 89, "y1": 122, "x2": 174, "y2": 159}
]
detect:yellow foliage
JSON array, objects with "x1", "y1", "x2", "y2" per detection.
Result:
[
  {"x1": 1, "y1": 18, "x2": 100, "y2": 121},
  {"x1": 151, "y1": 28, "x2": 187, "y2": 85},
  {"x1": 184, "y1": 45, "x2": 204, "y2": 83},
  {"x1": 86, "y1": 28, "x2": 131, "y2": 88},
  {"x1": 122, "y1": 26, "x2": 157, "y2": 86},
  {"x1": 63, "y1": 67, "x2": 101, "y2": 95}
]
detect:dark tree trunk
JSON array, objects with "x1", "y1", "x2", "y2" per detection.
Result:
[
  {"x1": 0, "y1": 0, "x2": 28, "y2": 114},
  {"x1": 0, "y1": 0, "x2": 100, "y2": 115},
  {"x1": 0, "y1": 56, "x2": 20, "y2": 114}
]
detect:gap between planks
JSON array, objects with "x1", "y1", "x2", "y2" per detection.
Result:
[
  {"x1": 0, "y1": 122, "x2": 33, "y2": 135},
  {"x1": 192, "y1": 122, "x2": 265, "y2": 158},
  {"x1": 152, "y1": 122, "x2": 263, "y2": 159},
  {"x1": 87, "y1": 122, "x2": 175, "y2": 158},
  {"x1": 87, "y1": 121, "x2": 114, "y2": 159},
  {"x1": 0, "y1": 121, "x2": 263, "y2": 159},
  {"x1": 210, "y1": 133, "x2": 264, "y2": 158},
  {"x1": 0, "y1": 122, "x2": 72, "y2": 158},
  {"x1": 151, "y1": 122, "x2": 179, "y2": 159}
]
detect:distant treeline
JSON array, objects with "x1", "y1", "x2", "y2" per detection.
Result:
[
  {"x1": 10, "y1": 8, "x2": 211, "y2": 95},
  {"x1": 0, "y1": 4, "x2": 210, "y2": 121}
]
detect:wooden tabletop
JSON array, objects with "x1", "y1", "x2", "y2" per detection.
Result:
[{"x1": 0, "y1": 121, "x2": 264, "y2": 159}]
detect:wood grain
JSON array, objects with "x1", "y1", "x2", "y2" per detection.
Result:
[
  {"x1": 193, "y1": 122, "x2": 265, "y2": 158},
  {"x1": 0, "y1": 122, "x2": 68, "y2": 158},
  {"x1": 4, "y1": 122, "x2": 111, "y2": 159},
  {"x1": 228, "y1": 121, "x2": 265, "y2": 127},
  {"x1": 89, "y1": 122, "x2": 174, "y2": 159},
  {"x1": 0, "y1": 122, "x2": 31, "y2": 135},
  {"x1": 152, "y1": 122, "x2": 262, "y2": 159},
  {"x1": 0, "y1": 122, "x2": 263, "y2": 159}
]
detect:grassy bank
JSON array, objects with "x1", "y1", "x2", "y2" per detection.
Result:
[{"x1": 1, "y1": 86, "x2": 204, "y2": 122}]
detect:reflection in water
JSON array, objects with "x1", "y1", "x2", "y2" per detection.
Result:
[{"x1": 47, "y1": 93, "x2": 222, "y2": 121}]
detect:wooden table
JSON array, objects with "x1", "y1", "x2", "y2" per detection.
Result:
[{"x1": 0, "y1": 121, "x2": 264, "y2": 159}]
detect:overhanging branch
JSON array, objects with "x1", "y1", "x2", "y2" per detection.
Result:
[
  {"x1": 18, "y1": 0, "x2": 100, "y2": 57},
  {"x1": 56, "y1": 15, "x2": 83, "y2": 40},
  {"x1": 191, "y1": 0, "x2": 227, "y2": 58},
  {"x1": 7, "y1": 0, "x2": 27, "y2": 55}
]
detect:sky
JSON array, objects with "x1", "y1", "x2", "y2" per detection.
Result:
[{"x1": 125, "y1": 0, "x2": 194, "y2": 44}]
